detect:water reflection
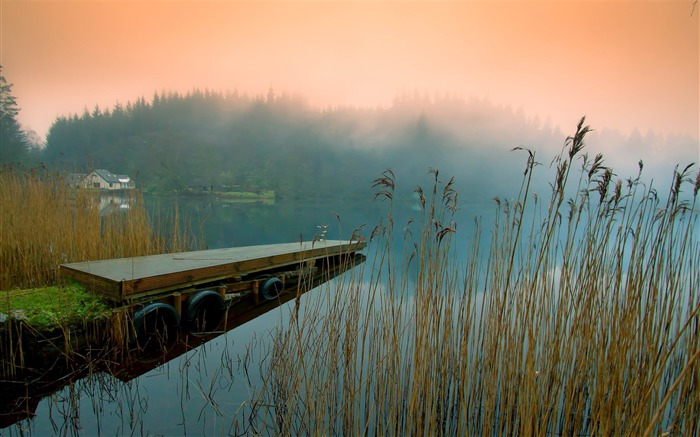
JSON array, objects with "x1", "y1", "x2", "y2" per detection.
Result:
[
  {"x1": 6, "y1": 191, "x2": 694, "y2": 434},
  {"x1": 98, "y1": 194, "x2": 133, "y2": 215},
  {"x1": 0, "y1": 252, "x2": 365, "y2": 433}
]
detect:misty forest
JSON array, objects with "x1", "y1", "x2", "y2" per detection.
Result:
[
  {"x1": 2, "y1": 60, "x2": 700, "y2": 436},
  {"x1": 3, "y1": 66, "x2": 696, "y2": 200}
]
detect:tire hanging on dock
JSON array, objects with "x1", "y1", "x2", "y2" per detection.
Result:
[
  {"x1": 184, "y1": 290, "x2": 226, "y2": 333},
  {"x1": 132, "y1": 302, "x2": 180, "y2": 348},
  {"x1": 261, "y1": 277, "x2": 284, "y2": 301}
]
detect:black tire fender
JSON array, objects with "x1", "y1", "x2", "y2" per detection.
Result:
[
  {"x1": 184, "y1": 290, "x2": 226, "y2": 332},
  {"x1": 132, "y1": 302, "x2": 180, "y2": 343},
  {"x1": 261, "y1": 277, "x2": 284, "y2": 301}
]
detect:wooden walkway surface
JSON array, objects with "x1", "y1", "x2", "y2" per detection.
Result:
[{"x1": 60, "y1": 240, "x2": 365, "y2": 301}]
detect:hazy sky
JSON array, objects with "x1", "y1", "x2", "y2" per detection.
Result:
[{"x1": 2, "y1": 1, "x2": 698, "y2": 141}]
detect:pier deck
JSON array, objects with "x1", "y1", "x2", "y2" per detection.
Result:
[{"x1": 60, "y1": 240, "x2": 365, "y2": 302}]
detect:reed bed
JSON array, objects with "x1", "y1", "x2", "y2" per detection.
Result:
[
  {"x1": 0, "y1": 167, "x2": 196, "y2": 290},
  {"x1": 1, "y1": 167, "x2": 198, "y2": 379},
  {"x1": 253, "y1": 118, "x2": 699, "y2": 436}
]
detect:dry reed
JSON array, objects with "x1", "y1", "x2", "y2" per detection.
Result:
[
  {"x1": 1, "y1": 166, "x2": 199, "y2": 382},
  {"x1": 0, "y1": 167, "x2": 196, "y2": 290},
  {"x1": 252, "y1": 118, "x2": 699, "y2": 436}
]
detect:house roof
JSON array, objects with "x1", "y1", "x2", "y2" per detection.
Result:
[{"x1": 93, "y1": 169, "x2": 130, "y2": 183}]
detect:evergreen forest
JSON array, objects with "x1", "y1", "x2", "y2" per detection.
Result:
[{"x1": 3, "y1": 67, "x2": 697, "y2": 201}]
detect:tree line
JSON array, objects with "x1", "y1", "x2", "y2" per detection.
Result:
[{"x1": 3, "y1": 67, "x2": 694, "y2": 201}]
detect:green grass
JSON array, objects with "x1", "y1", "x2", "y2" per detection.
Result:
[
  {"x1": 216, "y1": 189, "x2": 275, "y2": 199},
  {"x1": 176, "y1": 189, "x2": 276, "y2": 199},
  {"x1": 1, "y1": 282, "x2": 111, "y2": 332},
  {"x1": 217, "y1": 190, "x2": 276, "y2": 204}
]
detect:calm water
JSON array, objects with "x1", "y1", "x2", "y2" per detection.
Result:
[
  {"x1": 2, "y1": 191, "x2": 696, "y2": 435},
  {"x1": 2, "y1": 194, "x2": 484, "y2": 435}
]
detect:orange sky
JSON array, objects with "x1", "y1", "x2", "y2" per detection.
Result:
[{"x1": 2, "y1": 0, "x2": 698, "y2": 141}]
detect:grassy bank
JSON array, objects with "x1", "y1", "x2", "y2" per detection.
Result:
[
  {"x1": 172, "y1": 188, "x2": 275, "y2": 199},
  {"x1": 254, "y1": 119, "x2": 699, "y2": 435},
  {"x1": 1, "y1": 283, "x2": 110, "y2": 332},
  {"x1": 208, "y1": 189, "x2": 275, "y2": 199}
]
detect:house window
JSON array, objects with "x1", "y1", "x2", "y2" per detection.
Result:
[
  {"x1": 93, "y1": 183, "x2": 100, "y2": 189},
  {"x1": 109, "y1": 183, "x2": 113, "y2": 188}
]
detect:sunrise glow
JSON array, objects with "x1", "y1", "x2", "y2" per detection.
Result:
[{"x1": 2, "y1": 1, "x2": 699, "y2": 140}]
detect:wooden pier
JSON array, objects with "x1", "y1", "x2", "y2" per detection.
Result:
[
  {"x1": 2, "y1": 250, "x2": 366, "y2": 427},
  {"x1": 60, "y1": 239, "x2": 366, "y2": 340},
  {"x1": 61, "y1": 240, "x2": 365, "y2": 302}
]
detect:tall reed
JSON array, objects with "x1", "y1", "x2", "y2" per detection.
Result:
[
  {"x1": 0, "y1": 167, "x2": 196, "y2": 290},
  {"x1": 252, "y1": 118, "x2": 699, "y2": 435}
]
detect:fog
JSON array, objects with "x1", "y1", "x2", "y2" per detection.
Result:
[{"x1": 38, "y1": 89, "x2": 698, "y2": 206}]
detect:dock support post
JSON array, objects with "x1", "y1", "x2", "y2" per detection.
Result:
[
  {"x1": 252, "y1": 281, "x2": 259, "y2": 304},
  {"x1": 111, "y1": 310, "x2": 124, "y2": 348},
  {"x1": 172, "y1": 292, "x2": 182, "y2": 317}
]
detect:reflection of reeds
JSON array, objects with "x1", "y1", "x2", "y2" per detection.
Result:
[
  {"x1": 254, "y1": 118, "x2": 700, "y2": 435},
  {"x1": 0, "y1": 167, "x2": 196, "y2": 290}
]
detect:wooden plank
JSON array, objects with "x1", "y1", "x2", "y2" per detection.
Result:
[
  {"x1": 59, "y1": 266, "x2": 122, "y2": 300},
  {"x1": 60, "y1": 240, "x2": 365, "y2": 301}
]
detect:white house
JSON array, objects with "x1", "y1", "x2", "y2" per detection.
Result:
[{"x1": 75, "y1": 169, "x2": 135, "y2": 190}]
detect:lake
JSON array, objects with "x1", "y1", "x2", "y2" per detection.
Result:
[
  {"x1": 1, "y1": 194, "x2": 458, "y2": 435},
  {"x1": 2, "y1": 184, "x2": 698, "y2": 435}
]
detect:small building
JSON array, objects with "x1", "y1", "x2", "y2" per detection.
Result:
[{"x1": 75, "y1": 169, "x2": 135, "y2": 190}]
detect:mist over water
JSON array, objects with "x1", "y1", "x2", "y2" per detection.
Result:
[{"x1": 39, "y1": 91, "x2": 699, "y2": 210}]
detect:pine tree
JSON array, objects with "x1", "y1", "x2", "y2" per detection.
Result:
[{"x1": 0, "y1": 66, "x2": 30, "y2": 165}]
